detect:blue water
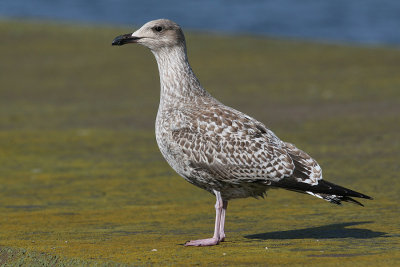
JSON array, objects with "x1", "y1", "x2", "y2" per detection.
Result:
[{"x1": 1, "y1": 0, "x2": 400, "y2": 45}]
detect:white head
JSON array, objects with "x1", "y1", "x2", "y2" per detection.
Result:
[{"x1": 112, "y1": 19, "x2": 186, "y2": 52}]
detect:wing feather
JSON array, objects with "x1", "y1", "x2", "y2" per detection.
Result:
[
  {"x1": 171, "y1": 105, "x2": 295, "y2": 183},
  {"x1": 283, "y1": 142, "x2": 323, "y2": 185}
]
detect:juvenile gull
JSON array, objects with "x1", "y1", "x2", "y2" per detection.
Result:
[{"x1": 112, "y1": 19, "x2": 372, "y2": 246}]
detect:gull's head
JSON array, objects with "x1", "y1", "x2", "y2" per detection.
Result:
[{"x1": 112, "y1": 19, "x2": 185, "y2": 52}]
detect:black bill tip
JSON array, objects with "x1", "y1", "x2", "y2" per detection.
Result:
[{"x1": 112, "y1": 33, "x2": 142, "y2": 46}]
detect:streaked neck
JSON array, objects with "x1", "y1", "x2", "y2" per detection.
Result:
[{"x1": 152, "y1": 45, "x2": 207, "y2": 103}]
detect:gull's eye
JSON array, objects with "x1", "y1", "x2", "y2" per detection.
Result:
[{"x1": 153, "y1": 26, "x2": 163, "y2": 32}]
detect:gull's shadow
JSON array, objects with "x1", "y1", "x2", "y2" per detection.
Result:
[{"x1": 245, "y1": 221, "x2": 387, "y2": 240}]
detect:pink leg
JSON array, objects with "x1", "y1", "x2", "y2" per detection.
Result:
[
  {"x1": 219, "y1": 200, "x2": 228, "y2": 242},
  {"x1": 185, "y1": 190, "x2": 228, "y2": 246}
]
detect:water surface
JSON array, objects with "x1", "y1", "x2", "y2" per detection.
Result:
[{"x1": 2, "y1": 0, "x2": 400, "y2": 45}]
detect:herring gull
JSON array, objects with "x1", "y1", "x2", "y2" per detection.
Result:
[{"x1": 112, "y1": 19, "x2": 372, "y2": 246}]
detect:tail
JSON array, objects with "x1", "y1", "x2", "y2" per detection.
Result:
[{"x1": 272, "y1": 179, "x2": 373, "y2": 206}]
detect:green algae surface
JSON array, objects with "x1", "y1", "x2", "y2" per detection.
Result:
[{"x1": 0, "y1": 20, "x2": 399, "y2": 266}]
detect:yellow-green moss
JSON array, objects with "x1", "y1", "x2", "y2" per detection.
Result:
[{"x1": 0, "y1": 20, "x2": 399, "y2": 266}]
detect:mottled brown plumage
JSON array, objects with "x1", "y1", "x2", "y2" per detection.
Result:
[{"x1": 112, "y1": 19, "x2": 372, "y2": 246}]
